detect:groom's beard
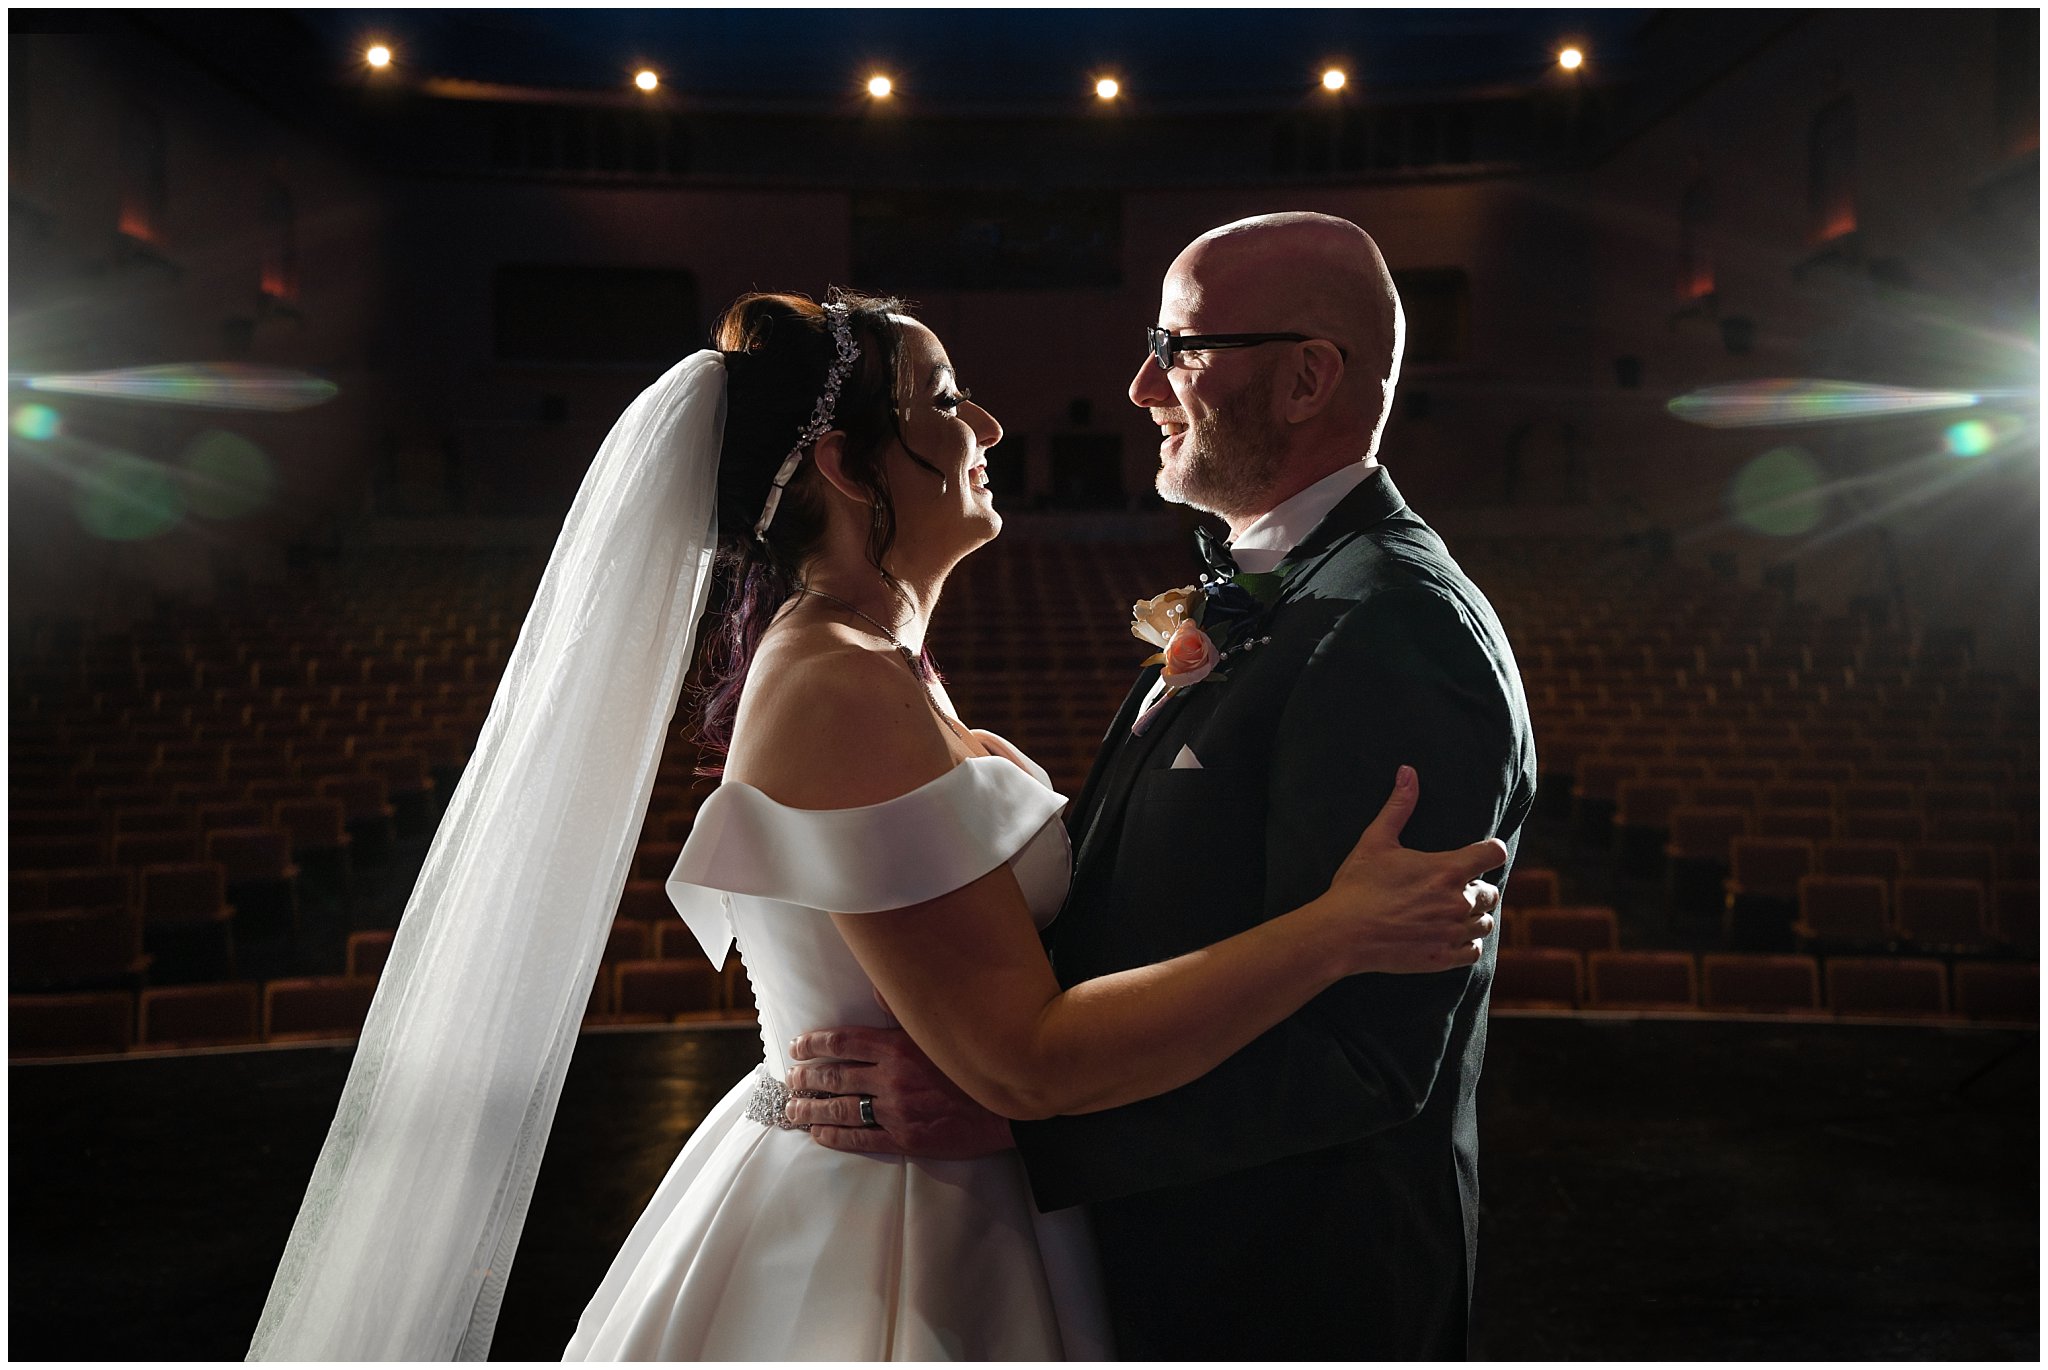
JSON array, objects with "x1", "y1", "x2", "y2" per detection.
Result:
[{"x1": 1155, "y1": 373, "x2": 1287, "y2": 525}]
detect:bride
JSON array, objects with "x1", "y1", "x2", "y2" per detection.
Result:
[{"x1": 249, "y1": 290, "x2": 1504, "y2": 1361}]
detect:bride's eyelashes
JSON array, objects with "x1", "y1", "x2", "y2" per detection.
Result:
[{"x1": 934, "y1": 386, "x2": 971, "y2": 412}]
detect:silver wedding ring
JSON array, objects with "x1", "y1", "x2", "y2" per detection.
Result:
[{"x1": 858, "y1": 1096, "x2": 878, "y2": 1128}]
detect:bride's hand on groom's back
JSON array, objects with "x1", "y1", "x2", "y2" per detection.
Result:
[
  {"x1": 783, "y1": 1006, "x2": 1017, "y2": 1159},
  {"x1": 1317, "y1": 764, "x2": 1506, "y2": 977}
]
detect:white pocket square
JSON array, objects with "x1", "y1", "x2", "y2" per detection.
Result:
[{"x1": 1170, "y1": 745, "x2": 1203, "y2": 770}]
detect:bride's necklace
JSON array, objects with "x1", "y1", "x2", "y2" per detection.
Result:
[{"x1": 803, "y1": 588, "x2": 958, "y2": 727}]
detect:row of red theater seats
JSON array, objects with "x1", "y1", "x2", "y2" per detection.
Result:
[
  {"x1": 1495, "y1": 947, "x2": 2035, "y2": 1024},
  {"x1": 14, "y1": 671, "x2": 501, "y2": 720},
  {"x1": 13, "y1": 860, "x2": 324, "y2": 994},
  {"x1": 1652, "y1": 814, "x2": 2030, "y2": 890},
  {"x1": 1594, "y1": 767, "x2": 2034, "y2": 810},
  {"x1": 1527, "y1": 679, "x2": 2023, "y2": 719},
  {"x1": 20, "y1": 869, "x2": 825, "y2": 1024},
  {"x1": 9, "y1": 954, "x2": 758, "y2": 1061},
  {"x1": 1499, "y1": 881, "x2": 2037, "y2": 961},
  {"x1": 11, "y1": 748, "x2": 468, "y2": 802},
  {"x1": 28, "y1": 649, "x2": 514, "y2": 697},
  {"x1": 1534, "y1": 695, "x2": 2031, "y2": 732},
  {"x1": 18, "y1": 694, "x2": 490, "y2": 742},
  {"x1": 12, "y1": 792, "x2": 391, "y2": 877}
]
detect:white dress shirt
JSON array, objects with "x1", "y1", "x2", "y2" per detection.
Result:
[
  {"x1": 1137, "y1": 461, "x2": 1378, "y2": 715},
  {"x1": 1225, "y1": 460, "x2": 1377, "y2": 574}
]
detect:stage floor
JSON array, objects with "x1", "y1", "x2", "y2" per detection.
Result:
[{"x1": 8, "y1": 1015, "x2": 2037, "y2": 1360}]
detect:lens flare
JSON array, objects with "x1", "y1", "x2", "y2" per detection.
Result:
[
  {"x1": 1322, "y1": 69, "x2": 1347, "y2": 92},
  {"x1": 867, "y1": 75, "x2": 893, "y2": 98},
  {"x1": 1095, "y1": 78, "x2": 1120, "y2": 100},
  {"x1": 11, "y1": 403, "x2": 61, "y2": 440},
  {"x1": 73, "y1": 451, "x2": 184, "y2": 541},
  {"x1": 21, "y1": 363, "x2": 338, "y2": 412},
  {"x1": 1668, "y1": 379, "x2": 1981, "y2": 429},
  {"x1": 1944, "y1": 419, "x2": 1997, "y2": 457},
  {"x1": 634, "y1": 70, "x2": 659, "y2": 92},
  {"x1": 1729, "y1": 446, "x2": 1827, "y2": 536},
  {"x1": 180, "y1": 430, "x2": 275, "y2": 519}
]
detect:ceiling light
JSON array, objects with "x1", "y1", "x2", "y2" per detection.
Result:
[
  {"x1": 634, "y1": 70, "x2": 659, "y2": 92},
  {"x1": 365, "y1": 44, "x2": 392, "y2": 69},
  {"x1": 1322, "y1": 68, "x2": 1347, "y2": 92},
  {"x1": 1558, "y1": 47, "x2": 1584, "y2": 71},
  {"x1": 867, "y1": 74, "x2": 893, "y2": 98},
  {"x1": 1095, "y1": 77, "x2": 1120, "y2": 100}
]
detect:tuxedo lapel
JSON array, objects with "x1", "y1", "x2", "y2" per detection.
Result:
[
  {"x1": 1070, "y1": 663, "x2": 1161, "y2": 830},
  {"x1": 1072, "y1": 670, "x2": 1195, "y2": 872}
]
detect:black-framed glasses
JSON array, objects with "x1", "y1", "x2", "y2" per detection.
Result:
[{"x1": 1145, "y1": 325, "x2": 1347, "y2": 370}]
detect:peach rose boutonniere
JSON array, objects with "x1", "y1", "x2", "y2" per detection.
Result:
[
  {"x1": 1128, "y1": 583, "x2": 1267, "y2": 736},
  {"x1": 1159, "y1": 621, "x2": 1220, "y2": 688},
  {"x1": 1130, "y1": 586, "x2": 1206, "y2": 652}
]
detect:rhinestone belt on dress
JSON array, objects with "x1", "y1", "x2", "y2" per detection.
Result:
[{"x1": 743, "y1": 1067, "x2": 820, "y2": 1130}]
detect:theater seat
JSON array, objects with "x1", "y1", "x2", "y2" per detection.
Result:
[
  {"x1": 1492, "y1": 948, "x2": 1583, "y2": 1010},
  {"x1": 1701, "y1": 954, "x2": 1821, "y2": 1014},
  {"x1": 1816, "y1": 840, "x2": 1901, "y2": 882},
  {"x1": 1824, "y1": 957, "x2": 1949, "y2": 1019},
  {"x1": 633, "y1": 842, "x2": 675, "y2": 881},
  {"x1": 1587, "y1": 951, "x2": 1698, "y2": 1010},
  {"x1": 615, "y1": 879, "x2": 674, "y2": 923},
  {"x1": 10, "y1": 905, "x2": 150, "y2": 992},
  {"x1": 1503, "y1": 866, "x2": 1561, "y2": 908},
  {"x1": 1893, "y1": 878, "x2": 1992, "y2": 953},
  {"x1": 1794, "y1": 875, "x2": 1892, "y2": 949},
  {"x1": 613, "y1": 958, "x2": 723, "y2": 1019},
  {"x1": 138, "y1": 982, "x2": 260, "y2": 1049},
  {"x1": 345, "y1": 929, "x2": 395, "y2": 978},
  {"x1": 263, "y1": 976, "x2": 379, "y2": 1043},
  {"x1": 655, "y1": 920, "x2": 703, "y2": 960},
  {"x1": 606, "y1": 921, "x2": 652, "y2": 966},
  {"x1": 1952, "y1": 962, "x2": 2038, "y2": 1025},
  {"x1": 1908, "y1": 843, "x2": 1997, "y2": 886},
  {"x1": 10, "y1": 992, "x2": 133, "y2": 1058},
  {"x1": 1521, "y1": 906, "x2": 1620, "y2": 954},
  {"x1": 1991, "y1": 881, "x2": 2038, "y2": 954}
]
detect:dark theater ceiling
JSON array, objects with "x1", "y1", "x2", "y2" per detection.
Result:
[{"x1": 293, "y1": 8, "x2": 1656, "y2": 108}]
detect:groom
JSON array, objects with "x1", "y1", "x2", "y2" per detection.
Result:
[{"x1": 787, "y1": 213, "x2": 1536, "y2": 1358}]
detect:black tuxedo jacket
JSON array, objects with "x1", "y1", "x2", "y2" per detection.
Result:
[{"x1": 1011, "y1": 468, "x2": 1536, "y2": 1360}]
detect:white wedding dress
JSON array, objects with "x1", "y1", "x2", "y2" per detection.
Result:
[{"x1": 563, "y1": 743, "x2": 1113, "y2": 1361}]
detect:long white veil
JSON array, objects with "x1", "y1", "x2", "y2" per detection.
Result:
[{"x1": 249, "y1": 350, "x2": 726, "y2": 1359}]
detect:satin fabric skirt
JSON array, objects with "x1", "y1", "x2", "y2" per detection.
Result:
[{"x1": 563, "y1": 1068, "x2": 1112, "y2": 1361}]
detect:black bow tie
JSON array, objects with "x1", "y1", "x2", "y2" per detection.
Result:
[{"x1": 1193, "y1": 524, "x2": 1237, "y2": 579}]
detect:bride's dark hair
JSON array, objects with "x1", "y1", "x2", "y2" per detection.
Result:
[{"x1": 693, "y1": 288, "x2": 946, "y2": 770}]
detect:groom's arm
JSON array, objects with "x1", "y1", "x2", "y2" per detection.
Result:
[{"x1": 1010, "y1": 583, "x2": 1516, "y2": 1209}]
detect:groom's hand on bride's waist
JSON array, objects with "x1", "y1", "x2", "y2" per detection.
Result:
[{"x1": 784, "y1": 1021, "x2": 1014, "y2": 1160}]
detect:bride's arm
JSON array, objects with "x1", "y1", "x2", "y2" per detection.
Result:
[
  {"x1": 737, "y1": 649, "x2": 1498, "y2": 1122},
  {"x1": 831, "y1": 781, "x2": 1483, "y2": 1120}
]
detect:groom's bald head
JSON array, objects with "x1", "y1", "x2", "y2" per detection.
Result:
[{"x1": 1170, "y1": 212, "x2": 1405, "y2": 409}]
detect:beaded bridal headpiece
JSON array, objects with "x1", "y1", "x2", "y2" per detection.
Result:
[{"x1": 753, "y1": 303, "x2": 860, "y2": 540}]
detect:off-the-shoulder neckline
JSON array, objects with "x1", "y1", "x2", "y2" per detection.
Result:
[{"x1": 705, "y1": 752, "x2": 1060, "y2": 817}]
